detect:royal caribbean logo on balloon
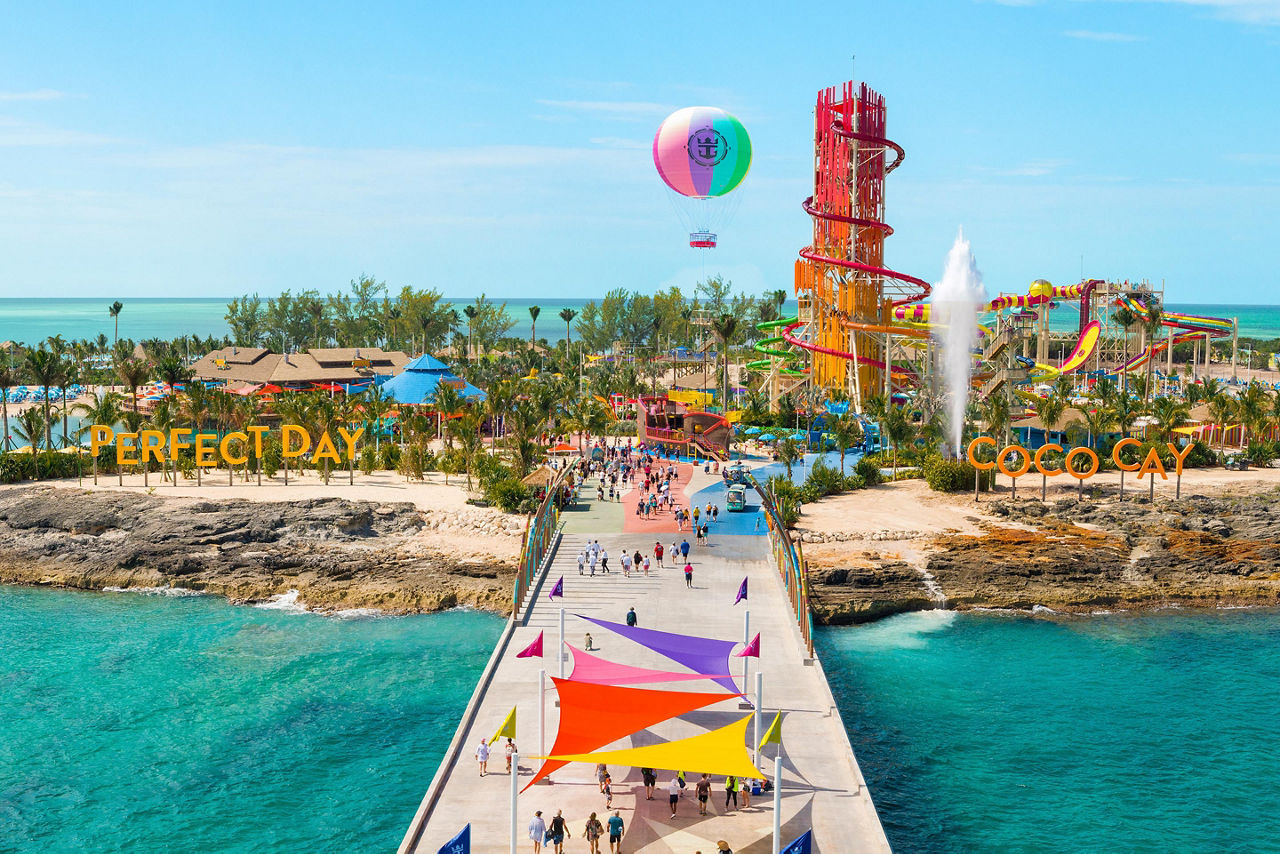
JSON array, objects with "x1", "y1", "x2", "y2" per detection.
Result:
[{"x1": 687, "y1": 127, "x2": 728, "y2": 166}]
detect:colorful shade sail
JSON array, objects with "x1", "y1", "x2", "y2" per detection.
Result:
[
  {"x1": 545, "y1": 713, "x2": 765, "y2": 780},
  {"x1": 567, "y1": 643, "x2": 730, "y2": 687},
  {"x1": 576, "y1": 614, "x2": 740, "y2": 693},
  {"x1": 653, "y1": 106, "x2": 752, "y2": 199},
  {"x1": 524, "y1": 677, "x2": 737, "y2": 790}
]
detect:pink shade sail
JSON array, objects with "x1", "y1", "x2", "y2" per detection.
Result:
[{"x1": 567, "y1": 644, "x2": 730, "y2": 686}]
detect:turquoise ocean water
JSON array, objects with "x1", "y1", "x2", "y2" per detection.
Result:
[
  {"x1": 5, "y1": 298, "x2": 1280, "y2": 349},
  {"x1": 0, "y1": 586, "x2": 501, "y2": 853},
  {"x1": 820, "y1": 609, "x2": 1280, "y2": 853}
]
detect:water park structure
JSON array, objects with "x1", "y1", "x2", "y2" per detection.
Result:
[{"x1": 748, "y1": 79, "x2": 1240, "y2": 418}]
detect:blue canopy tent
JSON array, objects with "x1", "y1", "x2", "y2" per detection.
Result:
[{"x1": 379, "y1": 354, "x2": 487, "y2": 405}]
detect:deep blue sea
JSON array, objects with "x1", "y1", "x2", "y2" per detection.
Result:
[
  {"x1": 0, "y1": 586, "x2": 502, "y2": 853},
  {"x1": 820, "y1": 608, "x2": 1280, "y2": 853}
]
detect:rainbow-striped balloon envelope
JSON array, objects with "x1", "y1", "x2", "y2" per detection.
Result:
[{"x1": 652, "y1": 106, "x2": 752, "y2": 199}]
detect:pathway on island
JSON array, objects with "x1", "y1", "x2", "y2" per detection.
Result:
[{"x1": 403, "y1": 467, "x2": 888, "y2": 852}]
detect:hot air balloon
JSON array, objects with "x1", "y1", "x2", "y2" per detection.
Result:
[{"x1": 652, "y1": 106, "x2": 752, "y2": 249}]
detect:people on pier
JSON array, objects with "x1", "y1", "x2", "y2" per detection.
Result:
[
  {"x1": 475, "y1": 739, "x2": 489, "y2": 776},
  {"x1": 527, "y1": 810, "x2": 546, "y2": 854}
]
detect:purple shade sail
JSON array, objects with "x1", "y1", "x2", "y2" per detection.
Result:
[{"x1": 575, "y1": 614, "x2": 739, "y2": 694}]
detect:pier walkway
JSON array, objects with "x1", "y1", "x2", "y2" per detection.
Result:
[{"x1": 401, "y1": 468, "x2": 889, "y2": 853}]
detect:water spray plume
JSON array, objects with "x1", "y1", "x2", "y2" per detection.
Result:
[{"x1": 931, "y1": 229, "x2": 986, "y2": 456}]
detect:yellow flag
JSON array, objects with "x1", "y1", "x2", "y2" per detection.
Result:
[
  {"x1": 489, "y1": 706, "x2": 516, "y2": 745},
  {"x1": 761, "y1": 712, "x2": 783, "y2": 746}
]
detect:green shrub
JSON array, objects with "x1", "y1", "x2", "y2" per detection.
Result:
[
  {"x1": 379, "y1": 442, "x2": 401, "y2": 471},
  {"x1": 922, "y1": 454, "x2": 990, "y2": 492},
  {"x1": 854, "y1": 456, "x2": 882, "y2": 486},
  {"x1": 486, "y1": 477, "x2": 532, "y2": 513},
  {"x1": 360, "y1": 445, "x2": 377, "y2": 475}
]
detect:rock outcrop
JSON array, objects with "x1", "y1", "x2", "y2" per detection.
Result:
[
  {"x1": 0, "y1": 486, "x2": 523, "y2": 614},
  {"x1": 803, "y1": 491, "x2": 1280, "y2": 624}
]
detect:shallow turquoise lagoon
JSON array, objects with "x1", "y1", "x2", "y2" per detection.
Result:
[
  {"x1": 819, "y1": 609, "x2": 1280, "y2": 853},
  {"x1": 0, "y1": 586, "x2": 502, "y2": 852}
]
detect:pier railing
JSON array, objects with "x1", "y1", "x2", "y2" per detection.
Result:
[
  {"x1": 511, "y1": 463, "x2": 574, "y2": 619},
  {"x1": 747, "y1": 473, "x2": 815, "y2": 658}
]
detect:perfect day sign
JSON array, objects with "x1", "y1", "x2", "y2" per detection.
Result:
[
  {"x1": 966, "y1": 436, "x2": 1194, "y2": 481},
  {"x1": 89, "y1": 424, "x2": 364, "y2": 467}
]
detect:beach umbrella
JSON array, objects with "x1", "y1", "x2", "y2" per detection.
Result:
[
  {"x1": 757, "y1": 433, "x2": 776, "y2": 442},
  {"x1": 743, "y1": 426, "x2": 761, "y2": 436}
]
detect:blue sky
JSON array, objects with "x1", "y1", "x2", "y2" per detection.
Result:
[{"x1": 1, "y1": 0, "x2": 1277, "y2": 303}]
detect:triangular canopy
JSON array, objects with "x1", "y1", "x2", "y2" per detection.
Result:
[
  {"x1": 523, "y1": 677, "x2": 738, "y2": 790},
  {"x1": 545, "y1": 714, "x2": 765, "y2": 780},
  {"x1": 567, "y1": 643, "x2": 731, "y2": 687},
  {"x1": 576, "y1": 614, "x2": 740, "y2": 693}
]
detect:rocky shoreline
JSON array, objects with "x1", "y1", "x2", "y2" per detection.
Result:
[
  {"x1": 805, "y1": 489, "x2": 1280, "y2": 624},
  {"x1": 0, "y1": 486, "x2": 523, "y2": 615}
]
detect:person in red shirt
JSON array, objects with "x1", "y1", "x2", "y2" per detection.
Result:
[{"x1": 654, "y1": 541, "x2": 664, "y2": 567}]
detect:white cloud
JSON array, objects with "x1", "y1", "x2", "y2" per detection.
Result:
[
  {"x1": 0, "y1": 117, "x2": 117, "y2": 146},
  {"x1": 1064, "y1": 29, "x2": 1147, "y2": 40},
  {"x1": 973, "y1": 158, "x2": 1071, "y2": 177},
  {"x1": 1108, "y1": 0, "x2": 1280, "y2": 24},
  {"x1": 534, "y1": 99, "x2": 675, "y2": 121},
  {"x1": 0, "y1": 89, "x2": 68, "y2": 102},
  {"x1": 589, "y1": 136, "x2": 649, "y2": 150}
]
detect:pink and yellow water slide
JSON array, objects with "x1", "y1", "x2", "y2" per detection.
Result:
[{"x1": 1113, "y1": 294, "x2": 1234, "y2": 373}]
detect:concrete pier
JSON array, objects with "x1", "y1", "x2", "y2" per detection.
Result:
[{"x1": 401, "y1": 469, "x2": 889, "y2": 852}]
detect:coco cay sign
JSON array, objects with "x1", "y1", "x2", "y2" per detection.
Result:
[
  {"x1": 966, "y1": 437, "x2": 1193, "y2": 481},
  {"x1": 89, "y1": 424, "x2": 364, "y2": 467}
]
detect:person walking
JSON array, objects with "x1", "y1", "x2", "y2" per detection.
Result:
[
  {"x1": 680, "y1": 539, "x2": 690, "y2": 560},
  {"x1": 578, "y1": 551, "x2": 586, "y2": 575},
  {"x1": 475, "y1": 739, "x2": 490, "y2": 776},
  {"x1": 667, "y1": 776, "x2": 682, "y2": 818},
  {"x1": 504, "y1": 737, "x2": 517, "y2": 774},
  {"x1": 547, "y1": 810, "x2": 570, "y2": 853},
  {"x1": 712, "y1": 504, "x2": 719, "y2": 523},
  {"x1": 528, "y1": 810, "x2": 546, "y2": 854},
  {"x1": 642, "y1": 554, "x2": 651, "y2": 576},
  {"x1": 584, "y1": 812, "x2": 604, "y2": 854},
  {"x1": 654, "y1": 541, "x2": 664, "y2": 567},
  {"x1": 692, "y1": 506, "x2": 700, "y2": 527},
  {"x1": 741, "y1": 777, "x2": 752, "y2": 808},
  {"x1": 695, "y1": 773, "x2": 712, "y2": 816},
  {"x1": 600, "y1": 548, "x2": 610, "y2": 574},
  {"x1": 603, "y1": 772, "x2": 613, "y2": 809},
  {"x1": 589, "y1": 548, "x2": 598, "y2": 577},
  {"x1": 626, "y1": 607, "x2": 637, "y2": 627},
  {"x1": 724, "y1": 775, "x2": 739, "y2": 810},
  {"x1": 642, "y1": 767, "x2": 657, "y2": 800},
  {"x1": 684, "y1": 562, "x2": 693, "y2": 588},
  {"x1": 607, "y1": 811, "x2": 625, "y2": 853},
  {"x1": 597, "y1": 763, "x2": 609, "y2": 792},
  {"x1": 620, "y1": 552, "x2": 632, "y2": 577}
]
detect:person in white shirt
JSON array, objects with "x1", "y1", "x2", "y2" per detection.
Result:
[
  {"x1": 476, "y1": 739, "x2": 490, "y2": 776},
  {"x1": 578, "y1": 551, "x2": 586, "y2": 575},
  {"x1": 621, "y1": 553, "x2": 632, "y2": 577},
  {"x1": 667, "y1": 777, "x2": 682, "y2": 818},
  {"x1": 528, "y1": 810, "x2": 547, "y2": 853}
]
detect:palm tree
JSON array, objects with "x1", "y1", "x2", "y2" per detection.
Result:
[
  {"x1": 154, "y1": 355, "x2": 192, "y2": 398},
  {"x1": 74, "y1": 389, "x2": 124, "y2": 485},
  {"x1": 13, "y1": 407, "x2": 45, "y2": 477},
  {"x1": 711, "y1": 314, "x2": 739, "y2": 412},
  {"x1": 1034, "y1": 394, "x2": 1066, "y2": 446},
  {"x1": 24, "y1": 348, "x2": 61, "y2": 455},
  {"x1": 462, "y1": 305, "x2": 478, "y2": 359},
  {"x1": 484, "y1": 380, "x2": 515, "y2": 453},
  {"x1": 115, "y1": 357, "x2": 150, "y2": 415},
  {"x1": 1237, "y1": 382, "x2": 1271, "y2": 448},
  {"x1": 1140, "y1": 303, "x2": 1164, "y2": 403},
  {"x1": 528, "y1": 305, "x2": 541, "y2": 349},
  {"x1": 776, "y1": 436, "x2": 801, "y2": 482},
  {"x1": 983, "y1": 393, "x2": 1011, "y2": 449},
  {"x1": 58, "y1": 360, "x2": 79, "y2": 450},
  {"x1": 432, "y1": 382, "x2": 466, "y2": 446},
  {"x1": 883, "y1": 405, "x2": 915, "y2": 481},
  {"x1": 1081, "y1": 405, "x2": 1114, "y2": 450},
  {"x1": 1151, "y1": 396, "x2": 1191, "y2": 443},
  {"x1": 109, "y1": 301, "x2": 124, "y2": 345},
  {"x1": 0, "y1": 358, "x2": 15, "y2": 452},
  {"x1": 829, "y1": 410, "x2": 864, "y2": 474},
  {"x1": 559, "y1": 308, "x2": 578, "y2": 347},
  {"x1": 1207, "y1": 392, "x2": 1236, "y2": 451},
  {"x1": 182, "y1": 382, "x2": 213, "y2": 486},
  {"x1": 562, "y1": 394, "x2": 604, "y2": 454}
]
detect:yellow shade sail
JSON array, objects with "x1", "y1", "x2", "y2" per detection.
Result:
[{"x1": 543, "y1": 714, "x2": 764, "y2": 779}]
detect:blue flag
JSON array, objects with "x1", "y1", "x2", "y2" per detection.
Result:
[
  {"x1": 734, "y1": 577, "x2": 748, "y2": 605},
  {"x1": 780, "y1": 829, "x2": 812, "y2": 854},
  {"x1": 438, "y1": 823, "x2": 470, "y2": 854},
  {"x1": 548, "y1": 575, "x2": 564, "y2": 601}
]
